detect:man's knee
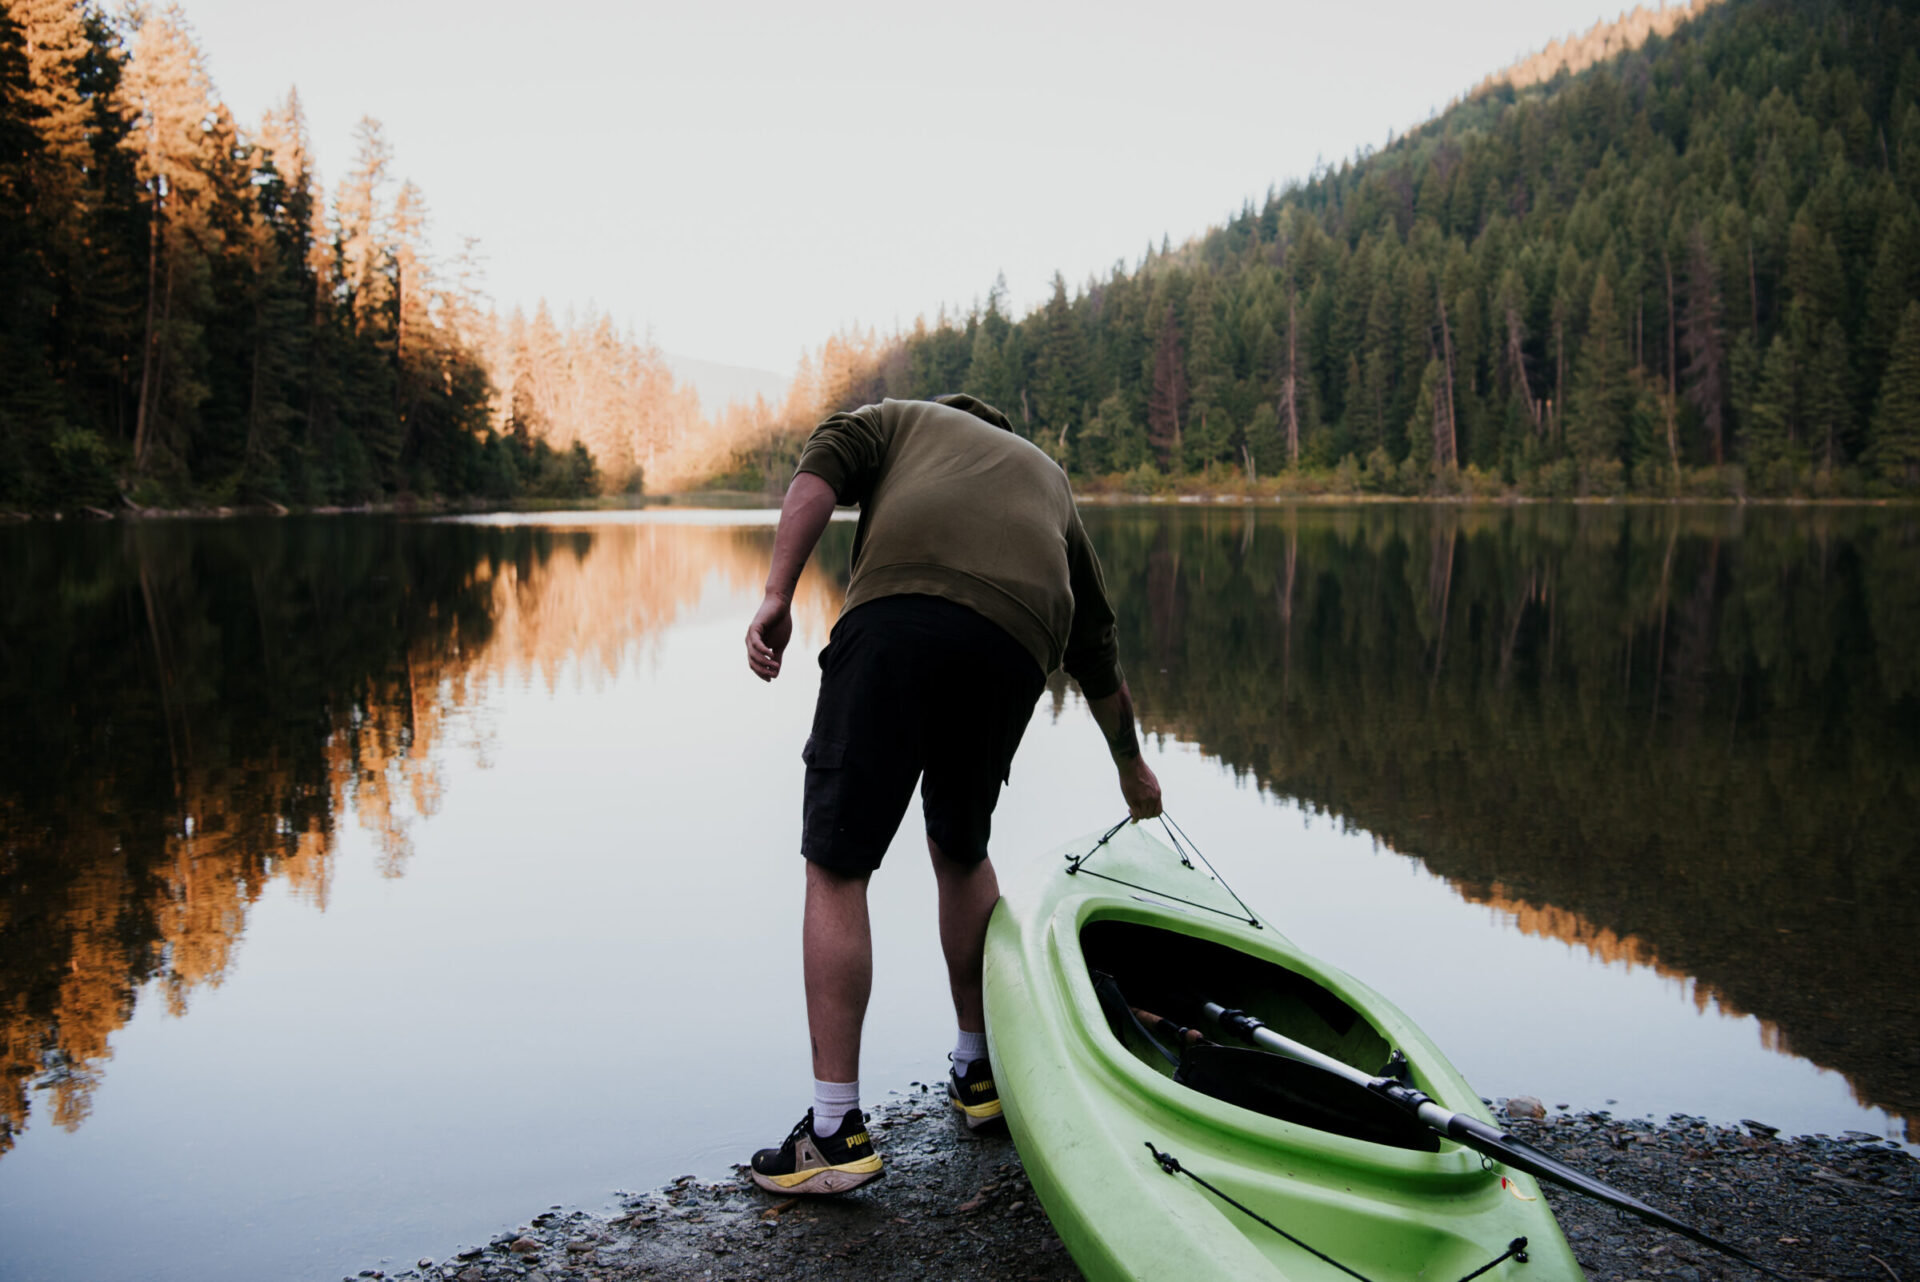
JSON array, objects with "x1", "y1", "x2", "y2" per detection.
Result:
[
  {"x1": 806, "y1": 859, "x2": 871, "y2": 894},
  {"x1": 925, "y1": 814, "x2": 994, "y2": 866},
  {"x1": 928, "y1": 836, "x2": 995, "y2": 886}
]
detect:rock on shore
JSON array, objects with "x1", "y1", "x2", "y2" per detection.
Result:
[{"x1": 353, "y1": 1091, "x2": 1917, "y2": 1282}]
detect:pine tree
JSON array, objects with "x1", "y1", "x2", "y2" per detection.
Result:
[
  {"x1": 1862, "y1": 210, "x2": 1920, "y2": 402},
  {"x1": 335, "y1": 115, "x2": 392, "y2": 333},
  {"x1": 1867, "y1": 301, "x2": 1920, "y2": 487},
  {"x1": 242, "y1": 89, "x2": 318, "y2": 499},
  {"x1": 11, "y1": 0, "x2": 94, "y2": 269},
  {"x1": 1404, "y1": 358, "x2": 1443, "y2": 480},
  {"x1": 1807, "y1": 318, "x2": 1852, "y2": 472},
  {"x1": 1035, "y1": 273, "x2": 1085, "y2": 448},
  {"x1": 1361, "y1": 269, "x2": 1398, "y2": 455},
  {"x1": 0, "y1": 2, "x2": 50, "y2": 502},
  {"x1": 7, "y1": 0, "x2": 89, "y2": 434},
  {"x1": 392, "y1": 178, "x2": 434, "y2": 482},
  {"x1": 1746, "y1": 334, "x2": 1800, "y2": 478},
  {"x1": 1680, "y1": 224, "x2": 1728, "y2": 465},
  {"x1": 1146, "y1": 304, "x2": 1186, "y2": 471},
  {"x1": 965, "y1": 320, "x2": 1008, "y2": 412},
  {"x1": 1568, "y1": 273, "x2": 1631, "y2": 467},
  {"x1": 1076, "y1": 389, "x2": 1141, "y2": 476},
  {"x1": 1185, "y1": 272, "x2": 1227, "y2": 428},
  {"x1": 1340, "y1": 352, "x2": 1372, "y2": 457},
  {"x1": 0, "y1": 0, "x2": 144, "y2": 501},
  {"x1": 124, "y1": 2, "x2": 222, "y2": 481}
]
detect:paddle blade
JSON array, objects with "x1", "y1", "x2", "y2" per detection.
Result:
[{"x1": 1443, "y1": 1113, "x2": 1775, "y2": 1275}]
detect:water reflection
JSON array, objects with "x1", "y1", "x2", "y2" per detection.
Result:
[
  {"x1": 1086, "y1": 503, "x2": 1920, "y2": 1136},
  {"x1": 1, "y1": 503, "x2": 1913, "y2": 1169},
  {"x1": 0, "y1": 516, "x2": 847, "y2": 1157}
]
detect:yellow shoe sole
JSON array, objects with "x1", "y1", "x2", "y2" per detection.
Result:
[
  {"x1": 951, "y1": 1095, "x2": 1004, "y2": 1129},
  {"x1": 749, "y1": 1154, "x2": 884, "y2": 1195}
]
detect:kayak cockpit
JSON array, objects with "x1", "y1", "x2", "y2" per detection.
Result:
[{"x1": 1082, "y1": 919, "x2": 1444, "y2": 1152}]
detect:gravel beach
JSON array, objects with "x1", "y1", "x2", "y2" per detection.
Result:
[{"x1": 352, "y1": 1091, "x2": 1917, "y2": 1282}]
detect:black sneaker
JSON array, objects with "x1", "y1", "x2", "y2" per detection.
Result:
[
  {"x1": 948, "y1": 1055, "x2": 1003, "y2": 1130},
  {"x1": 748, "y1": 1108, "x2": 883, "y2": 1195}
]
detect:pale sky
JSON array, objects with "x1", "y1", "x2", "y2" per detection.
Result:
[{"x1": 177, "y1": 0, "x2": 1631, "y2": 377}]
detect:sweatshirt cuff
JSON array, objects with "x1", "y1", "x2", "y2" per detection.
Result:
[{"x1": 1070, "y1": 660, "x2": 1123, "y2": 703}]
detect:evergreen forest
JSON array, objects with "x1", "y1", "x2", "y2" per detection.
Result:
[
  {"x1": 9, "y1": 0, "x2": 1920, "y2": 510},
  {"x1": 758, "y1": 0, "x2": 1920, "y2": 499},
  {"x1": 0, "y1": 1, "x2": 716, "y2": 512}
]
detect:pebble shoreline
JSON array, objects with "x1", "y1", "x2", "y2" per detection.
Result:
[{"x1": 352, "y1": 1091, "x2": 1918, "y2": 1282}]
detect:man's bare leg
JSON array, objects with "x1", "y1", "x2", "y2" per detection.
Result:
[
  {"x1": 750, "y1": 861, "x2": 882, "y2": 1193},
  {"x1": 802, "y1": 861, "x2": 872, "y2": 1083},
  {"x1": 929, "y1": 838, "x2": 1000, "y2": 1033}
]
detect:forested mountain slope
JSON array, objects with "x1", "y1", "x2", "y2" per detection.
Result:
[{"x1": 770, "y1": 0, "x2": 1920, "y2": 498}]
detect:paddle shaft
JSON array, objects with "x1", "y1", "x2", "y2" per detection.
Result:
[{"x1": 1200, "y1": 1002, "x2": 1458, "y2": 1130}]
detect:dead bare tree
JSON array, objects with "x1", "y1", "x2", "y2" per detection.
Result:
[
  {"x1": 1436, "y1": 283, "x2": 1460, "y2": 468},
  {"x1": 1663, "y1": 253, "x2": 1682, "y2": 483},
  {"x1": 1280, "y1": 285, "x2": 1301, "y2": 466},
  {"x1": 1504, "y1": 296, "x2": 1541, "y2": 433}
]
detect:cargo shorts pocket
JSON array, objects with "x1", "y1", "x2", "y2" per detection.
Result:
[
  {"x1": 800, "y1": 734, "x2": 847, "y2": 858},
  {"x1": 801, "y1": 734, "x2": 845, "y2": 769}
]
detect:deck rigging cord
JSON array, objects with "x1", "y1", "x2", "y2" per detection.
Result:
[
  {"x1": 1144, "y1": 1141, "x2": 1530, "y2": 1282},
  {"x1": 1064, "y1": 813, "x2": 1261, "y2": 928}
]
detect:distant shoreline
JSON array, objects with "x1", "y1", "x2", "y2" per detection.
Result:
[
  {"x1": 0, "y1": 495, "x2": 656, "y2": 523},
  {"x1": 4, "y1": 490, "x2": 1916, "y2": 523},
  {"x1": 1069, "y1": 491, "x2": 1920, "y2": 508}
]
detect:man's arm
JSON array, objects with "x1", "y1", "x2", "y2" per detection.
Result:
[
  {"x1": 1060, "y1": 507, "x2": 1160, "y2": 820},
  {"x1": 1085, "y1": 680, "x2": 1162, "y2": 821},
  {"x1": 746, "y1": 471, "x2": 838, "y2": 682}
]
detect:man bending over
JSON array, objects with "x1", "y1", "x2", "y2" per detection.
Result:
[{"x1": 743, "y1": 393, "x2": 1162, "y2": 1195}]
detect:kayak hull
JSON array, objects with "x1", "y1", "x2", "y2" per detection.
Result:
[{"x1": 983, "y1": 825, "x2": 1582, "y2": 1282}]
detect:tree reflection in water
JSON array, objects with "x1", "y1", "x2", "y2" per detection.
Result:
[
  {"x1": 1085, "y1": 503, "x2": 1919, "y2": 1138},
  {"x1": 0, "y1": 515, "x2": 847, "y2": 1155},
  {"x1": 1, "y1": 504, "x2": 1913, "y2": 1157}
]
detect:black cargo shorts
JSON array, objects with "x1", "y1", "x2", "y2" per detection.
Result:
[{"x1": 801, "y1": 594, "x2": 1047, "y2": 876}]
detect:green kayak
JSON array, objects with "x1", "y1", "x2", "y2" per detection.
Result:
[{"x1": 982, "y1": 823, "x2": 1582, "y2": 1282}]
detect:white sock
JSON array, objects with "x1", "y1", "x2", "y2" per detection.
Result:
[
  {"x1": 953, "y1": 1028, "x2": 989, "y2": 1075},
  {"x1": 812, "y1": 1079, "x2": 860, "y2": 1135}
]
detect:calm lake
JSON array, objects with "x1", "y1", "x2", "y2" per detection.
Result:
[{"x1": 1, "y1": 503, "x2": 1915, "y2": 1282}]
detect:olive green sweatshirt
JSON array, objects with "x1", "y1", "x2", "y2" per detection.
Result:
[{"x1": 795, "y1": 397, "x2": 1123, "y2": 699}]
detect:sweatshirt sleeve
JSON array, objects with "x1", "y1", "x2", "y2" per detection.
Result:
[
  {"x1": 794, "y1": 403, "x2": 890, "y2": 505},
  {"x1": 1061, "y1": 509, "x2": 1123, "y2": 700}
]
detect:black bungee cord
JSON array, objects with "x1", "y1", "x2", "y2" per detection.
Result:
[
  {"x1": 1145, "y1": 1142, "x2": 1531, "y2": 1282},
  {"x1": 1064, "y1": 812, "x2": 1263, "y2": 929}
]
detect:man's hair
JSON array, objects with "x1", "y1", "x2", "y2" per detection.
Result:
[{"x1": 932, "y1": 393, "x2": 1015, "y2": 433}]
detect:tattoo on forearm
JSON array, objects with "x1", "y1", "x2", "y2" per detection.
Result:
[{"x1": 1106, "y1": 688, "x2": 1140, "y2": 761}]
